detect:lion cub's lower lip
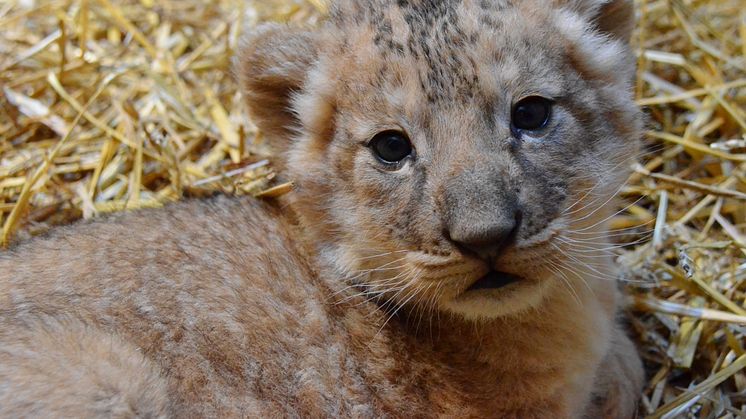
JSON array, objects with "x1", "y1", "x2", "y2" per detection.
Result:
[{"x1": 467, "y1": 271, "x2": 522, "y2": 291}]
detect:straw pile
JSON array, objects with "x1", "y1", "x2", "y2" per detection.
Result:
[{"x1": 0, "y1": 0, "x2": 744, "y2": 417}]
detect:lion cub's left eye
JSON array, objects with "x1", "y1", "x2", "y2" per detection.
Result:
[
  {"x1": 512, "y1": 96, "x2": 552, "y2": 131},
  {"x1": 369, "y1": 130, "x2": 413, "y2": 164}
]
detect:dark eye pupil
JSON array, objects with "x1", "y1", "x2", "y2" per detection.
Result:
[
  {"x1": 371, "y1": 131, "x2": 412, "y2": 163},
  {"x1": 512, "y1": 97, "x2": 551, "y2": 131}
]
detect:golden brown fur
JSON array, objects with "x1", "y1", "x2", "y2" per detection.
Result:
[{"x1": 1, "y1": 0, "x2": 644, "y2": 417}]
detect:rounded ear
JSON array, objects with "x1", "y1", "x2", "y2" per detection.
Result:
[
  {"x1": 559, "y1": 0, "x2": 635, "y2": 42},
  {"x1": 594, "y1": 0, "x2": 635, "y2": 42},
  {"x1": 237, "y1": 24, "x2": 319, "y2": 144}
]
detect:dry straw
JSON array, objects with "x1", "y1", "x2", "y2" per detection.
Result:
[{"x1": 0, "y1": 0, "x2": 744, "y2": 416}]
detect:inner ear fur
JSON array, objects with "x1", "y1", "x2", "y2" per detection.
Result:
[{"x1": 237, "y1": 24, "x2": 319, "y2": 144}]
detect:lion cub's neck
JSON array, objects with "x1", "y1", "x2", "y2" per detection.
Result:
[{"x1": 324, "y1": 269, "x2": 616, "y2": 415}]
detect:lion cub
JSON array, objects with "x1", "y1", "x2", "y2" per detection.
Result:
[{"x1": 0, "y1": 0, "x2": 644, "y2": 417}]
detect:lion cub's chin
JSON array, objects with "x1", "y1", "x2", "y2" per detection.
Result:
[{"x1": 443, "y1": 279, "x2": 552, "y2": 320}]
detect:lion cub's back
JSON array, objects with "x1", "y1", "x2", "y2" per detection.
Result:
[
  {"x1": 0, "y1": 196, "x2": 320, "y2": 322},
  {"x1": 0, "y1": 196, "x2": 346, "y2": 416}
]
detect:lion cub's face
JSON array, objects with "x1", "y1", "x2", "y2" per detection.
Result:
[{"x1": 240, "y1": 0, "x2": 640, "y2": 319}]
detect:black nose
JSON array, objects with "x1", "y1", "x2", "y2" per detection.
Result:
[{"x1": 447, "y1": 210, "x2": 521, "y2": 258}]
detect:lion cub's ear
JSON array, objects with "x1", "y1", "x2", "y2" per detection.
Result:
[
  {"x1": 237, "y1": 24, "x2": 318, "y2": 144},
  {"x1": 594, "y1": 0, "x2": 635, "y2": 42},
  {"x1": 560, "y1": 0, "x2": 635, "y2": 42}
]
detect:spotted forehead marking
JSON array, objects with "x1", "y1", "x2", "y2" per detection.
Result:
[{"x1": 330, "y1": 0, "x2": 519, "y2": 103}]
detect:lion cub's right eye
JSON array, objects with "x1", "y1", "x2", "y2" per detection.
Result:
[{"x1": 368, "y1": 130, "x2": 413, "y2": 165}]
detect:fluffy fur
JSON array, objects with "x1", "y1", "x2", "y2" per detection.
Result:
[{"x1": 0, "y1": 0, "x2": 644, "y2": 417}]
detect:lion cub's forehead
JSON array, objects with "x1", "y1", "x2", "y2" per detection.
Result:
[
  {"x1": 326, "y1": 0, "x2": 561, "y2": 104},
  {"x1": 330, "y1": 0, "x2": 517, "y2": 33}
]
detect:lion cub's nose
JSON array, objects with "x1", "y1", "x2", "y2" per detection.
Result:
[
  {"x1": 447, "y1": 210, "x2": 521, "y2": 258},
  {"x1": 442, "y1": 171, "x2": 521, "y2": 259}
]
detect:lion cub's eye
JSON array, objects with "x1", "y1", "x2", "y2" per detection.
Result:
[
  {"x1": 369, "y1": 130, "x2": 413, "y2": 164},
  {"x1": 512, "y1": 97, "x2": 552, "y2": 131}
]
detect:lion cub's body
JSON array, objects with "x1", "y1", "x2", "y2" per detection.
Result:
[
  {"x1": 1, "y1": 0, "x2": 645, "y2": 417},
  {"x1": 0, "y1": 198, "x2": 638, "y2": 418}
]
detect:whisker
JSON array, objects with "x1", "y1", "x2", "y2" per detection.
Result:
[
  {"x1": 572, "y1": 196, "x2": 647, "y2": 233},
  {"x1": 375, "y1": 267, "x2": 420, "y2": 315},
  {"x1": 568, "y1": 219, "x2": 655, "y2": 236},
  {"x1": 565, "y1": 229, "x2": 654, "y2": 244},
  {"x1": 329, "y1": 268, "x2": 406, "y2": 300},
  {"x1": 563, "y1": 146, "x2": 663, "y2": 218},
  {"x1": 545, "y1": 261, "x2": 583, "y2": 306},
  {"x1": 357, "y1": 249, "x2": 409, "y2": 261},
  {"x1": 558, "y1": 232, "x2": 653, "y2": 247},
  {"x1": 551, "y1": 242, "x2": 619, "y2": 280},
  {"x1": 556, "y1": 235, "x2": 651, "y2": 253},
  {"x1": 413, "y1": 281, "x2": 435, "y2": 336},
  {"x1": 333, "y1": 269, "x2": 413, "y2": 305},
  {"x1": 552, "y1": 255, "x2": 619, "y2": 283},
  {"x1": 562, "y1": 157, "x2": 638, "y2": 216},
  {"x1": 375, "y1": 269, "x2": 424, "y2": 337}
]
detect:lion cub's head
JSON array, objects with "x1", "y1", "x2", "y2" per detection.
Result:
[{"x1": 238, "y1": 0, "x2": 640, "y2": 320}]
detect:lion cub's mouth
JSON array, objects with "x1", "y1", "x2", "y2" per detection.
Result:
[{"x1": 467, "y1": 270, "x2": 522, "y2": 291}]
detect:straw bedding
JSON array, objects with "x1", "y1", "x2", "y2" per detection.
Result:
[{"x1": 0, "y1": 0, "x2": 744, "y2": 416}]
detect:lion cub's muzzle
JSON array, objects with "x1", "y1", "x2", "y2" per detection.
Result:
[
  {"x1": 442, "y1": 168, "x2": 522, "y2": 263},
  {"x1": 466, "y1": 270, "x2": 522, "y2": 291}
]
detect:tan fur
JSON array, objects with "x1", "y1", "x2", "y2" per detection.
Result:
[{"x1": 1, "y1": 0, "x2": 644, "y2": 417}]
